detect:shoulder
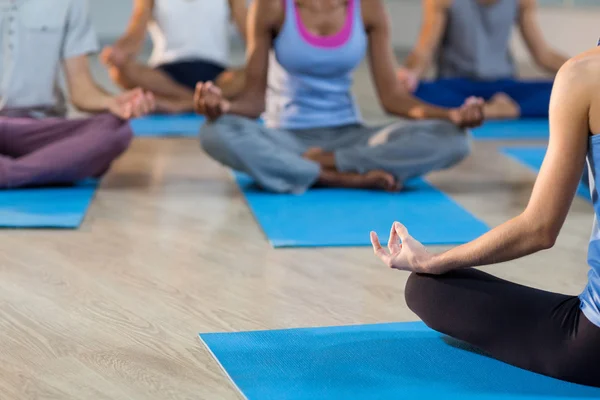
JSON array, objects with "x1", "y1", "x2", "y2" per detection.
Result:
[
  {"x1": 558, "y1": 49, "x2": 600, "y2": 86},
  {"x1": 552, "y1": 49, "x2": 600, "y2": 126}
]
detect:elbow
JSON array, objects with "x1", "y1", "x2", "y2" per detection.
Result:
[
  {"x1": 521, "y1": 212, "x2": 559, "y2": 251},
  {"x1": 380, "y1": 91, "x2": 410, "y2": 117},
  {"x1": 533, "y1": 55, "x2": 549, "y2": 71},
  {"x1": 381, "y1": 100, "x2": 397, "y2": 116},
  {"x1": 70, "y1": 96, "x2": 87, "y2": 112},
  {"x1": 249, "y1": 99, "x2": 266, "y2": 119},
  {"x1": 537, "y1": 229, "x2": 558, "y2": 250},
  {"x1": 532, "y1": 222, "x2": 559, "y2": 251},
  {"x1": 532, "y1": 49, "x2": 554, "y2": 72}
]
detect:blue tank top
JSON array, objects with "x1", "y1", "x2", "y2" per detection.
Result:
[
  {"x1": 437, "y1": 0, "x2": 518, "y2": 80},
  {"x1": 580, "y1": 134, "x2": 600, "y2": 327},
  {"x1": 264, "y1": 0, "x2": 367, "y2": 130}
]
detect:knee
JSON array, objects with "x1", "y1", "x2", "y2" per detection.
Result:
[
  {"x1": 107, "y1": 121, "x2": 133, "y2": 156},
  {"x1": 199, "y1": 116, "x2": 238, "y2": 162},
  {"x1": 199, "y1": 121, "x2": 225, "y2": 158},
  {"x1": 441, "y1": 128, "x2": 471, "y2": 167},
  {"x1": 405, "y1": 272, "x2": 430, "y2": 316},
  {"x1": 405, "y1": 273, "x2": 445, "y2": 330}
]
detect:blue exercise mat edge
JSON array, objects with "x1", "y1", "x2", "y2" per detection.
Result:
[
  {"x1": 198, "y1": 321, "x2": 428, "y2": 400},
  {"x1": 232, "y1": 172, "x2": 490, "y2": 248},
  {"x1": 472, "y1": 119, "x2": 549, "y2": 140},
  {"x1": 199, "y1": 320, "x2": 600, "y2": 400},
  {"x1": 500, "y1": 146, "x2": 591, "y2": 202},
  {"x1": 0, "y1": 180, "x2": 99, "y2": 229},
  {"x1": 130, "y1": 114, "x2": 205, "y2": 137}
]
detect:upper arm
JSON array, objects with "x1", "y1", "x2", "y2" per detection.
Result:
[
  {"x1": 229, "y1": 0, "x2": 249, "y2": 41},
  {"x1": 62, "y1": 0, "x2": 99, "y2": 60},
  {"x1": 518, "y1": 0, "x2": 549, "y2": 59},
  {"x1": 524, "y1": 57, "x2": 592, "y2": 235},
  {"x1": 363, "y1": 0, "x2": 408, "y2": 105},
  {"x1": 411, "y1": 0, "x2": 449, "y2": 56},
  {"x1": 242, "y1": 0, "x2": 280, "y2": 98}
]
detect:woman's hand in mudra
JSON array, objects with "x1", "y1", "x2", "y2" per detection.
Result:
[{"x1": 370, "y1": 222, "x2": 441, "y2": 274}]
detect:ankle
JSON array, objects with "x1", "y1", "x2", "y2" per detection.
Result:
[
  {"x1": 316, "y1": 169, "x2": 401, "y2": 191},
  {"x1": 304, "y1": 148, "x2": 337, "y2": 170},
  {"x1": 484, "y1": 94, "x2": 521, "y2": 119}
]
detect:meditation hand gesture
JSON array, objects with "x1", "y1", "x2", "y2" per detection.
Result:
[
  {"x1": 449, "y1": 97, "x2": 485, "y2": 129},
  {"x1": 370, "y1": 222, "x2": 439, "y2": 274},
  {"x1": 108, "y1": 88, "x2": 156, "y2": 119},
  {"x1": 194, "y1": 82, "x2": 231, "y2": 121}
]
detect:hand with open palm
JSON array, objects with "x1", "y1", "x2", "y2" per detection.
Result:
[{"x1": 370, "y1": 222, "x2": 442, "y2": 274}]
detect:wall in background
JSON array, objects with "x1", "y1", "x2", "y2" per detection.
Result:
[{"x1": 91, "y1": 0, "x2": 600, "y2": 63}]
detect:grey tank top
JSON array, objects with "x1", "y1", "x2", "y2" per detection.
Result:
[{"x1": 437, "y1": 0, "x2": 518, "y2": 80}]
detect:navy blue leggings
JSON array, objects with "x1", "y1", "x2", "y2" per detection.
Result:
[
  {"x1": 414, "y1": 78, "x2": 553, "y2": 118},
  {"x1": 157, "y1": 59, "x2": 226, "y2": 91}
]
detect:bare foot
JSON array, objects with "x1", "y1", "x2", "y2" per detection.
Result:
[
  {"x1": 303, "y1": 147, "x2": 337, "y2": 169},
  {"x1": 483, "y1": 92, "x2": 521, "y2": 120},
  {"x1": 317, "y1": 169, "x2": 403, "y2": 192},
  {"x1": 303, "y1": 147, "x2": 324, "y2": 161},
  {"x1": 362, "y1": 170, "x2": 403, "y2": 192}
]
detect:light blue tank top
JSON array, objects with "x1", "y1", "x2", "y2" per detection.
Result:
[
  {"x1": 580, "y1": 134, "x2": 600, "y2": 327},
  {"x1": 437, "y1": 0, "x2": 518, "y2": 80},
  {"x1": 264, "y1": 0, "x2": 367, "y2": 130}
]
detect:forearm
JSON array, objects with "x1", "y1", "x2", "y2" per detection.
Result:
[
  {"x1": 383, "y1": 90, "x2": 450, "y2": 120},
  {"x1": 227, "y1": 90, "x2": 265, "y2": 119},
  {"x1": 537, "y1": 51, "x2": 569, "y2": 74},
  {"x1": 115, "y1": 22, "x2": 147, "y2": 55},
  {"x1": 71, "y1": 83, "x2": 114, "y2": 113},
  {"x1": 116, "y1": 33, "x2": 145, "y2": 55},
  {"x1": 428, "y1": 213, "x2": 553, "y2": 272},
  {"x1": 404, "y1": 50, "x2": 431, "y2": 77}
]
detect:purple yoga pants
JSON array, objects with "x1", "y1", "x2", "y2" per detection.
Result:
[{"x1": 0, "y1": 113, "x2": 132, "y2": 188}]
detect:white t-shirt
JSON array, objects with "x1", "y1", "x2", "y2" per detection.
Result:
[{"x1": 148, "y1": 0, "x2": 231, "y2": 67}]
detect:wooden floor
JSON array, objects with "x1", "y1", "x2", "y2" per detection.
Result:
[{"x1": 0, "y1": 61, "x2": 594, "y2": 399}]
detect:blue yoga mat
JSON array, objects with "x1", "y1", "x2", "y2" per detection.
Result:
[
  {"x1": 200, "y1": 321, "x2": 600, "y2": 400},
  {"x1": 472, "y1": 119, "x2": 549, "y2": 140},
  {"x1": 130, "y1": 114, "x2": 205, "y2": 137},
  {"x1": 0, "y1": 180, "x2": 98, "y2": 228},
  {"x1": 234, "y1": 173, "x2": 489, "y2": 247},
  {"x1": 502, "y1": 147, "x2": 591, "y2": 201}
]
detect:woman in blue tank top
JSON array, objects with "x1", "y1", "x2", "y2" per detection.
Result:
[
  {"x1": 194, "y1": 0, "x2": 484, "y2": 194},
  {"x1": 400, "y1": 0, "x2": 569, "y2": 119},
  {"x1": 372, "y1": 47, "x2": 600, "y2": 386}
]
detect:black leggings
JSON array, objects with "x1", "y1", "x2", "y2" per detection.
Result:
[{"x1": 406, "y1": 269, "x2": 600, "y2": 387}]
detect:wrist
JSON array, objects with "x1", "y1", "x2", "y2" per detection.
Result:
[
  {"x1": 421, "y1": 106, "x2": 454, "y2": 122},
  {"x1": 407, "y1": 67, "x2": 421, "y2": 78},
  {"x1": 424, "y1": 252, "x2": 453, "y2": 275},
  {"x1": 104, "y1": 96, "x2": 118, "y2": 113},
  {"x1": 222, "y1": 100, "x2": 232, "y2": 115},
  {"x1": 446, "y1": 108, "x2": 460, "y2": 124}
]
